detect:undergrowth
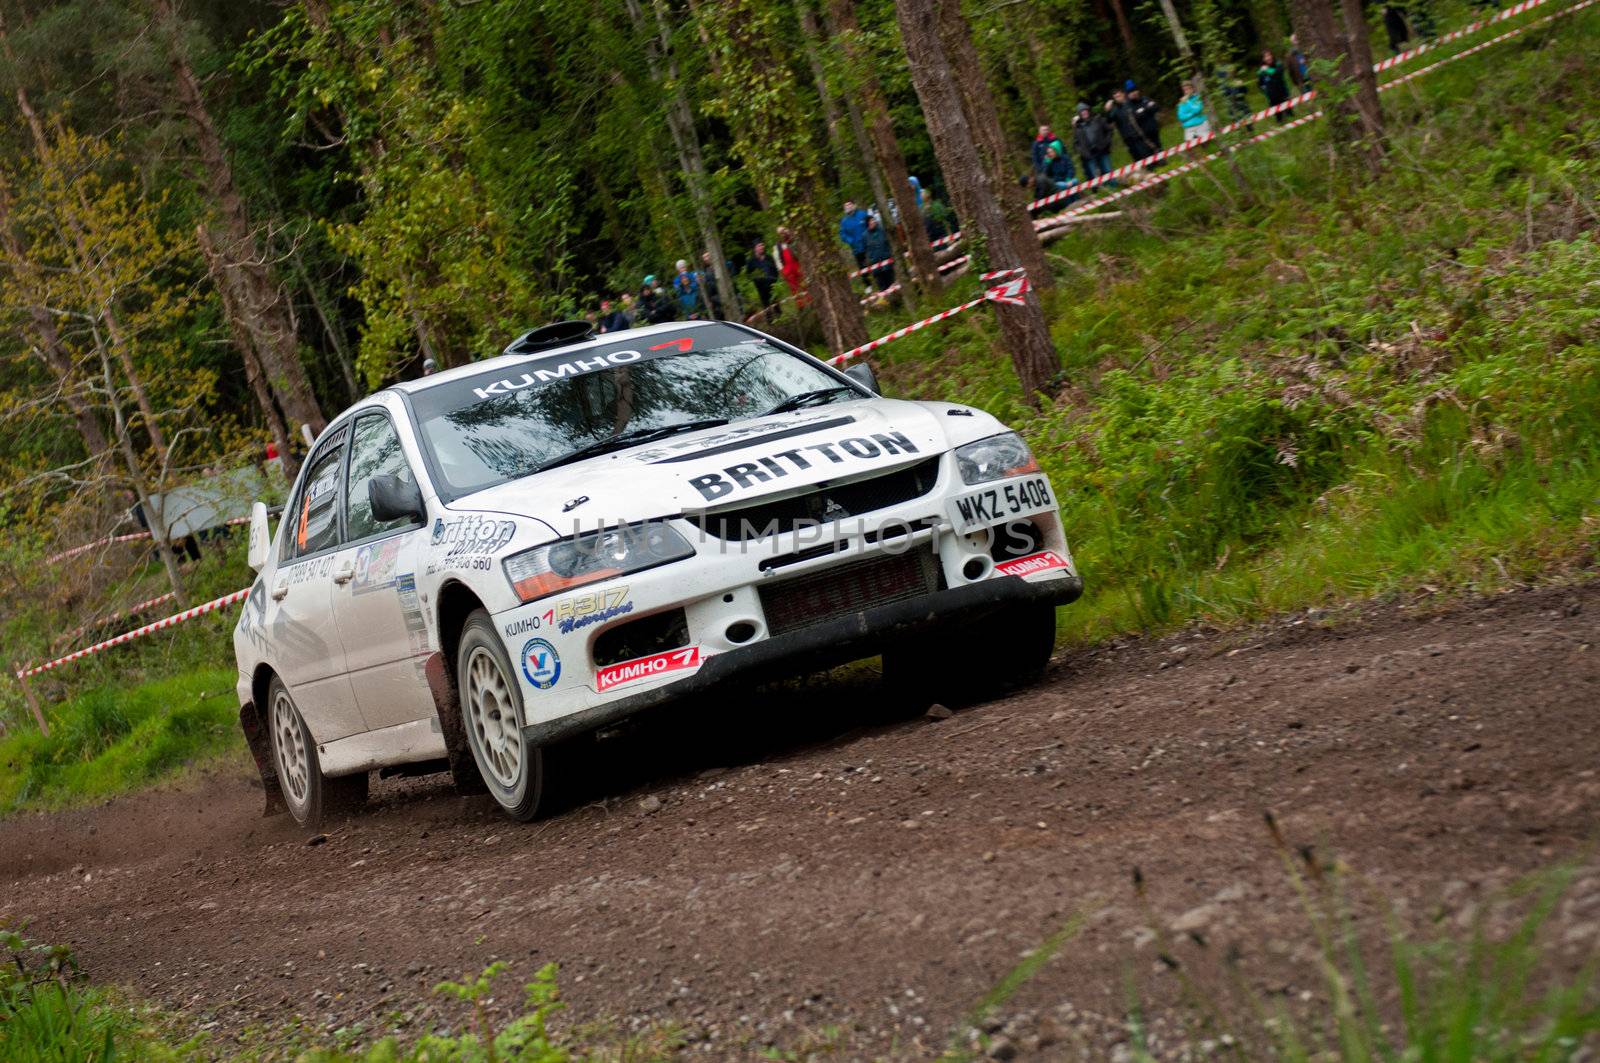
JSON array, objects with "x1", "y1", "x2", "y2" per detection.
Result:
[{"x1": 870, "y1": 11, "x2": 1600, "y2": 641}]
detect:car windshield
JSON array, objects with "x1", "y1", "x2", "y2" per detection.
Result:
[{"x1": 410, "y1": 325, "x2": 857, "y2": 497}]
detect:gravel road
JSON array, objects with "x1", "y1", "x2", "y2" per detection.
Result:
[{"x1": 4, "y1": 581, "x2": 1597, "y2": 1058}]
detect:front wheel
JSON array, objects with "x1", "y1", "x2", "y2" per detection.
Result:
[
  {"x1": 457, "y1": 611, "x2": 544, "y2": 821},
  {"x1": 267, "y1": 677, "x2": 367, "y2": 829},
  {"x1": 882, "y1": 601, "x2": 1058, "y2": 709}
]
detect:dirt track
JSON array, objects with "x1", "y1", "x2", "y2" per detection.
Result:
[{"x1": 4, "y1": 581, "x2": 1599, "y2": 1058}]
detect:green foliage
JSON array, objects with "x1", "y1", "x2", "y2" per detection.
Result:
[{"x1": 0, "y1": 666, "x2": 239, "y2": 812}]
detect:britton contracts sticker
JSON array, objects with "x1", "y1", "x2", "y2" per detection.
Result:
[
  {"x1": 595, "y1": 646, "x2": 702, "y2": 693},
  {"x1": 947, "y1": 475, "x2": 1056, "y2": 535},
  {"x1": 995, "y1": 550, "x2": 1073, "y2": 578},
  {"x1": 520, "y1": 638, "x2": 562, "y2": 689}
]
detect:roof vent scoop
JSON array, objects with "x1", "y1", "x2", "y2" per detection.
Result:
[{"x1": 503, "y1": 320, "x2": 596, "y2": 357}]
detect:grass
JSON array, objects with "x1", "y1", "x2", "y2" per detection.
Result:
[
  {"x1": 860, "y1": 6, "x2": 1600, "y2": 643},
  {"x1": 0, "y1": 666, "x2": 241, "y2": 813}
]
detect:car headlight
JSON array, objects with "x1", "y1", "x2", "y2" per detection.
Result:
[
  {"x1": 503, "y1": 521, "x2": 694, "y2": 603},
  {"x1": 954, "y1": 432, "x2": 1040, "y2": 485}
]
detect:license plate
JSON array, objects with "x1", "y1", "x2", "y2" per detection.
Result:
[{"x1": 947, "y1": 475, "x2": 1056, "y2": 534}]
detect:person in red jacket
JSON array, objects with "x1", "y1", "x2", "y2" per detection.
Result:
[{"x1": 776, "y1": 227, "x2": 808, "y2": 307}]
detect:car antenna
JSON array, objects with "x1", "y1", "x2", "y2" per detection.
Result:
[{"x1": 502, "y1": 320, "x2": 596, "y2": 357}]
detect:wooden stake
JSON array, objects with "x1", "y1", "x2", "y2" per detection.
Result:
[{"x1": 15, "y1": 671, "x2": 48, "y2": 736}]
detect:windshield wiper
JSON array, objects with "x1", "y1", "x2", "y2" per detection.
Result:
[
  {"x1": 533, "y1": 418, "x2": 729, "y2": 473},
  {"x1": 759, "y1": 386, "x2": 858, "y2": 417}
]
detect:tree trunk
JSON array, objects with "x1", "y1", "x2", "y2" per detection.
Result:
[
  {"x1": 197, "y1": 225, "x2": 296, "y2": 473},
  {"x1": 796, "y1": 0, "x2": 858, "y2": 190},
  {"x1": 895, "y1": 0, "x2": 1061, "y2": 402},
  {"x1": 827, "y1": 0, "x2": 941, "y2": 294},
  {"x1": 629, "y1": 0, "x2": 742, "y2": 320},
  {"x1": 1339, "y1": 0, "x2": 1386, "y2": 151},
  {"x1": 288, "y1": 246, "x2": 360, "y2": 404},
  {"x1": 1289, "y1": 0, "x2": 1385, "y2": 176},
  {"x1": 1104, "y1": 0, "x2": 1140, "y2": 62},
  {"x1": 96, "y1": 338, "x2": 187, "y2": 604},
  {"x1": 930, "y1": 0, "x2": 1053, "y2": 288},
  {"x1": 0, "y1": 171, "x2": 109, "y2": 461},
  {"x1": 697, "y1": 0, "x2": 869, "y2": 355},
  {"x1": 152, "y1": 0, "x2": 328, "y2": 435}
]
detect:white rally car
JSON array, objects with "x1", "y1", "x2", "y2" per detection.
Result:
[{"x1": 235, "y1": 319, "x2": 1082, "y2": 826}]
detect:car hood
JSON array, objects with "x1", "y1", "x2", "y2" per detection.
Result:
[{"x1": 449, "y1": 398, "x2": 958, "y2": 537}]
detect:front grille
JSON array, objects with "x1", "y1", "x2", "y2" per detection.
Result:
[
  {"x1": 592, "y1": 608, "x2": 689, "y2": 667},
  {"x1": 690, "y1": 457, "x2": 940, "y2": 541},
  {"x1": 759, "y1": 549, "x2": 942, "y2": 637}
]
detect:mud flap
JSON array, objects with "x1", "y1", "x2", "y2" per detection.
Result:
[
  {"x1": 427, "y1": 651, "x2": 486, "y2": 795},
  {"x1": 238, "y1": 701, "x2": 287, "y2": 817}
]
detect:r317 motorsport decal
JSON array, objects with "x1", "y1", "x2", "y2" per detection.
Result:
[
  {"x1": 686, "y1": 431, "x2": 918, "y2": 502},
  {"x1": 503, "y1": 586, "x2": 633, "y2": 638}
]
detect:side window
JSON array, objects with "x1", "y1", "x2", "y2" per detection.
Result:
[
  {"x1": 345, "y1": 413, "x2": 420, "y2": 542},
  {"x1": 284, "y1": 431, "x2": 347, "y2": 561}
]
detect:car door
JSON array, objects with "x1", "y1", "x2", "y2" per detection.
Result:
[
  {"x1": 329, "y1": 410, "x2": 435, "y2": 732},
  {"x1": 269, "y1": 426, "x2": 367, "y2": 742}
]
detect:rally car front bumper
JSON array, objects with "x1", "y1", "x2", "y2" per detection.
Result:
[{"x1": 519, "y1": 567, "x2": 1082, "y2": 746}]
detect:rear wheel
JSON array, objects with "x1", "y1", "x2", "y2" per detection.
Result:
[
  {"x1": 881, "y1": 601, "x2": 1058, "y2": 709},
  {"x1": 457, "y1": 610, "x2": 544, "y2": 821},
  {"x1": 267, "y1": 677, "x2": 367, "y2": 829}
]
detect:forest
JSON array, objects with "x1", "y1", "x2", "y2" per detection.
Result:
[{"x1": 1, "y1": 0, "x2": 1596, "y2": 734}]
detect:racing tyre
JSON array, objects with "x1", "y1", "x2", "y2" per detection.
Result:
[
  {"x1": 882, "y1": 601, "x2": 1058, "y2": 709},
  {"x1": 457, "y1": 610, "x2": 544, "y2": 821},
  {"x1": 267, "y1": 676, "x2": 368, "y2": 829}
]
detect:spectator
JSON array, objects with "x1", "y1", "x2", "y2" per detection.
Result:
[
  {"x1": 639, "y1": 275, "x2": 675, "y2": 324},
  {"x1": 1214, "y1": 64, "x2": 1252, "y2": 125},
  {"x1": 1072, "y1": 101, "x2": 1114, "y2": 181},
  {"x1": 838, "y1": 200, "x2": 872, "y2": 267},
  {"x1": 1128, "y1": 82, "x2": 1162, "y2": 162},
  {"x1": 1106, "y1": 84, "x2": 1159, "y2": 164},
  {"x1": 699, "y1": 251, "x2": 724, "y2": 318},
  {"x1": 1258, "y1": 51, "x2": 1294, "y2": 122},
  {"x1": 862, "y1": 215, "x2": 894, "y2": 292},
  {"x1": 618, "y1": 292, "x2": 637, "y2": 328},
  {"x1": 776, "y1": 227, "x2": 807, "y2": 306},
  {"x1": 747, "y1": 240, "x2": 781, "y2": 319},
  {"x1": 1031, "y1": 124, "x2": 1065, "y2": 173},
  {"x1": 598, "y1": 298, "x2": 631, "y2": 333},
  {"x1": 1289, "y1": 35, "x2": 1310, "y2": 90},
  {"x1": 1042, "y1": 145, "x2": 1077, "y2": 195},
  {"x1": 1383, "y1": 5, "x2": 1412, "y2": 54},
  {"x1": 672, "y1": 258, "x2": 704, "y2": 319},
  {"x1": 907, "y1": 175, "x2": 925, "y2": 208},
  {"x1": 1177, "y1": 80, "x2": 1209, "y2": 141}
]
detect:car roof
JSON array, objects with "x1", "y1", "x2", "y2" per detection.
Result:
[{"x1": 388, "y1": 320, "x2": 733, "y2": 396}]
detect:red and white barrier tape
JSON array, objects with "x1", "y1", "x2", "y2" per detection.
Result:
[
  {"x1": 46, "y1": 515, "x2": 252, "y2": 565},
  {"x1": 1032, "y1": 0, "x2": 1594, "y2": 230},
  {"x1": 830, "y1": 270, "x2": 1029, "y2": 367},
  {"x1": 15, "y1": 587, "x2": 250, "y2": 680},
  {"x1": 49, "y1": 591, "x2": 178, "y2": 650}
]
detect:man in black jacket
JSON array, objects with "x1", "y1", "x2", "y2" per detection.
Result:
[
  {"x1": 746, "y1": 240, "x2": 781, "y2": 320},
  {"x1": 1106, "y1": 82, "x2": 1160, "y2": 165},
  {"x1": 1072, "y1": 101, "x2": 1114, "y2": 180}
]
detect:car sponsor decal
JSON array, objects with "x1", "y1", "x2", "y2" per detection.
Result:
[
  {"x1": 638, "y1": 414, "x2": 856, "y2": 464},
  {"x1": 995, "y1": 550, "x2": 1073, "y2": 578},
  {"x1": 472, "y1": 349, "x2": 646, "y2": 400},
  {"x1": 520, "y1": 637, "x2": 562, "y2": 689},
  {"x1": 503, "y1": 586, "x2": 634, "y2": 638},
  {"x1": 595, "y1": 646, "x2": 702, "y2": 694},
  {"x1": 686, "y1": 431, "x2": 919, "y2": 502},
  {"x1": 352, "y1": 537, "x2": 404, "y2": 593}
]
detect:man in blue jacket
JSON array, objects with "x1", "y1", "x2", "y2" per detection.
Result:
[{"x1": 838, "y1": 200, "x2": 873, "y2": 268}]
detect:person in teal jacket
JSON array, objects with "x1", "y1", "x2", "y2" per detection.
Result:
[{"x1": 1177, "y1": 80, "x2": 1210, "y2": 141}]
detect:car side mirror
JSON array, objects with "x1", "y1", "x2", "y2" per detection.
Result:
[
  {"x1": 247, "y1": 501, "x2": 271, "y2": 572},
  {"x1": 843, "y1": 362, "x2": 880, "y2": 395},
  {"x1": 369, "y1": 474, "x2": 425, "y2": 525}
]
